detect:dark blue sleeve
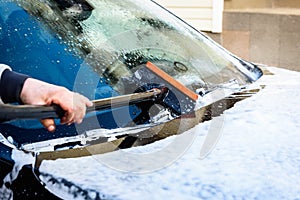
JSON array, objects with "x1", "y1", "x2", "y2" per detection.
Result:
[{"x1": 0, "y1": 69, "x2": 30, "y2": 103}]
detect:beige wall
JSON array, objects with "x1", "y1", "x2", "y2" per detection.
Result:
[
  {"x1": 155, "y1": 0, "x2": 300, "y2": 71},
  {"x1": 155, "y1": 0, "x2": 223, "y2": 32},
  {"x1": 225, "y1": 0, "x2": 300, "y2": 9},
  {"x1": 155, "y1": 0, "x2": 212, "y2": 31},
  {"x1": 219, "y1": 10, "x2": 300, "y2": 71}
]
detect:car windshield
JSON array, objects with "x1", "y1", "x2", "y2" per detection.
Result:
[
  {"x1": 0, "y1": 0, "x2": 263, "y2": 145},
  {"x1": 1, "y1": 0, "x2": 261, "y2": 98}
]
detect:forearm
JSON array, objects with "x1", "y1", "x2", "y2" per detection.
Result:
[{"x1": 0, "y1": 64, "x2": 92, "y2": 131}]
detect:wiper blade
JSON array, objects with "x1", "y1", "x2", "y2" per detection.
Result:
[{"x1": 196, "y1": 79, "x2": 241, "y2": 97}]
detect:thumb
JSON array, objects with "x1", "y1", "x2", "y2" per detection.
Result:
[{"x1": 40, "y1": 118, "x2": 56, "y2": 132}]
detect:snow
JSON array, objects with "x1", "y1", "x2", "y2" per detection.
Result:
[{"x1": 39, "y1": 67, "x2": 300, "y2": 199}]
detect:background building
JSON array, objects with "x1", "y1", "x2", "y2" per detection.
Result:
[{"x1": 155, "y1": 0, "x2": 300, "y2": 71}]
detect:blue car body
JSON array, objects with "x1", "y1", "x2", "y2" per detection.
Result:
[{"x1": 0, "y1": 0, "x2": 262, "y2": 198}]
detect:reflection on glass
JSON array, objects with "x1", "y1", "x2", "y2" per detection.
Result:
[{"x1": 7, "y1": 0, "x2": 261, "y2": 95}]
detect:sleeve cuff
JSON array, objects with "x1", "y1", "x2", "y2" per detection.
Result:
[
  {"x1": 0, "y1": 68, "x2": 31, "y2": 103},
  {"x1": 0, "y1": 64, "x2": 12, "y2": 78}
]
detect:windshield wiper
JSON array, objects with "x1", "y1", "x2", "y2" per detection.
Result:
[{"x1": 196, "y1": 79, "x2": 241, "y2": 97}]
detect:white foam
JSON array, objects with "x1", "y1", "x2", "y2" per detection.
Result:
[{"x1": 37, "y1": 67, "x2": 300, "y2": 199}]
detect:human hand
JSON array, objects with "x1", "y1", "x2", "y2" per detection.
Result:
[{"x1": 20, "y1": 78, "x2": 93, "y2": 132}]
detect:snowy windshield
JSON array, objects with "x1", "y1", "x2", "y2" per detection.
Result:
[{"x1": 1, "y1": 0, "x2": 261, "y2": 95}]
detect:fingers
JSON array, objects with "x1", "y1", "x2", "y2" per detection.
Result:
[
  {"x1": 21, "y1": 78, "x2": 93, "y2": 131},
  {"x1": 60, "y1": 112, "x2": 75, "y2": 125},
  {"x1": 59, "y1": 92, "x2": 92, "y2": 125},
  {"x1": 40, "y1": 118, "x2": 56, "y2": 132}
]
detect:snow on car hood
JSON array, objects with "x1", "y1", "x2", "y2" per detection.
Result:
[{"x1": 38, "y1": 66, "x2": 300, "y2": 199}]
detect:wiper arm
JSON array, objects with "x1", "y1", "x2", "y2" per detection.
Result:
[{"x1": 196, "y1": 79, "x2": 241, "y2": 97}]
